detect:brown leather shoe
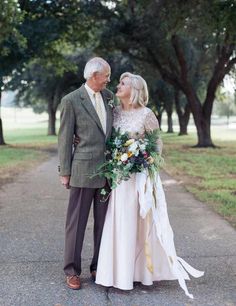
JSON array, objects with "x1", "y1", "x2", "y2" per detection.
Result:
[
  {"x1": 91, "y1": 270, "x2": 96, "y2": 282},
  {"x1": 66, "y1": 275, "x2": 81, "y2": 290}
]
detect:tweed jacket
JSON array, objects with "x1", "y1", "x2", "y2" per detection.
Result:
[{"x1": 58, "y1": 84, "x2": 114, "y2": 188}]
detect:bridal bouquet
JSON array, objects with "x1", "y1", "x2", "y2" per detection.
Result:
[{"x1": 95, "y1": 128, "x2": 164, "y2": 194}]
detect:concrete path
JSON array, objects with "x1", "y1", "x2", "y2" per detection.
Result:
[{"x1": 0, "y1": 155, "x2": 235, "y2": 306}]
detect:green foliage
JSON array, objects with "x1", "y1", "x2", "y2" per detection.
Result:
[
  {"x1": 1, "y1": 0, "x2": 99, "y2": 86},
  {"x1": 0, "y1": 2, "x2": 26, "y2": 82},
  {"x1": 0, "y1": 0, "x2": 26, "y2": 57},
  {"x1": 10, "y1": 52, "x2": 88, "y2": 114},
  {"x1": 1, "y1": 1, "x2": 110, "y2": 118}
]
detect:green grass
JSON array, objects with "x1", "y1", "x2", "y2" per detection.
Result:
[
  {"x1": 0, "y1": 126, "x2": 57, "y2": 185},
  {"x1": 4, "y1": 127, "x2": 58, "y2": 145},
  {"x1": 162, "y1": 132, "x2": 236, "y2": 227},
  {"x1": 0, "y1": 146, "x2": 43, "y2": 167}
]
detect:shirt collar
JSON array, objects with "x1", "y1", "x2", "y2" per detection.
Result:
[{"x1": 85, "y1": 83, "x2": 98, "y2": 97}]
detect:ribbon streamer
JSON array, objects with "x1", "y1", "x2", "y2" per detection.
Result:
[{"x1": 136, "y1": 171, "x2": 204, "y2": 299}]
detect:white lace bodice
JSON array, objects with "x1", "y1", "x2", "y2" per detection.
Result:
[{"x1": 113, "y1": 106, "x2": 160, "y2": 137}]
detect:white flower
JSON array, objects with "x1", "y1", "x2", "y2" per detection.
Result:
[
  {"x1": 129, "y1": 142, "x2": 138, "y2": 153},
  {"x1": 120, "y1": 153, "x2": 128, "y2": 162},
  {"x1": 108, "y1": 99, "x2": 115, "y2": 108},
  {"x1": 139, "y1": 144, "x2": 146, "y2": 151},
  {"x1": 114, "y1": 137, "x2": 122, "y2": 147}
]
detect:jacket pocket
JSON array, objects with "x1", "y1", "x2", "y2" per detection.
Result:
[{"x1": 73, "y1": 152, "x2": 92, "y2": 160}]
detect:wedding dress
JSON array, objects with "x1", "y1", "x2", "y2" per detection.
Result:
[{"x1": 95, "y1": 106, "x2": 204, "y2": 299}]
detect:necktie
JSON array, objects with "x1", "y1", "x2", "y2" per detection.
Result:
[{"x1": 94, "y1": 93, "x2": 106, "y2": 133}]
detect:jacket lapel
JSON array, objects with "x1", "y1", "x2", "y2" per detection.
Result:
[{"x1": 101, "y1": 90, "x2": 113, "y2": 139}]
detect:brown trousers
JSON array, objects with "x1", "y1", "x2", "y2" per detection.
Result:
[{"x1": 63, "y1": 187, "x2": 108, "y2": 276}]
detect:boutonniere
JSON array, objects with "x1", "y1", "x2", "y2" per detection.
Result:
[{"x1": 107, "y1": 99, "x2": 115, "y2": 109}]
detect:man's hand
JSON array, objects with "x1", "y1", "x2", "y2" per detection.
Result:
[{"x1": 60, "y1": 176, "x2": 71, "y2": 189}]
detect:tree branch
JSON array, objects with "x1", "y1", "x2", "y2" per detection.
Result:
[
  {"x1": 171, "y1": 34, "x2": 188, "y2": 82},
  {"x1": 145, "y1": 45, "x2": 184, "y2": 91},
  {"x1": 167, "y1": 57, "x2": 180, "y2": 76},
  {"x1": 204, "y1": 41, "x2": 235, "y2": 117}
]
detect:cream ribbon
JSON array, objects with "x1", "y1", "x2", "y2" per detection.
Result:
[
  {"x1": 136, "y1": 171, "x2": 204, "y2": 299},
  {"x1": 144, "y1": 210, "x2": 154, "y2": 274}
]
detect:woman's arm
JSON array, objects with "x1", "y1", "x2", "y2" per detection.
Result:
[{"x1": 144, "y1": 110, "x2": 163, "y2": 155}]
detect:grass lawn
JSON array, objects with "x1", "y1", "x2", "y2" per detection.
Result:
[
  {"x1": 0, "y1": 126, "x2": 57, "y2": 186},
  {"x1": 4, "y1": 126, "x2": 58, "y2": 145},
  {"x1": 162, "y1": 131, "x2": 236, "y2": 228}
]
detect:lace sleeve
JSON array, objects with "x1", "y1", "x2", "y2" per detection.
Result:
[
  {"x1": 144, "y1": 110, "x2": 163, "y2": 154},
  {"x1": 144, "y1": 110, "x2": 160, "y2": 132}
]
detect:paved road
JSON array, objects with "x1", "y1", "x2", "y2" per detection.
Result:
[{"x1": 0, "y1": 156, "x2": 235, "y2": 306}]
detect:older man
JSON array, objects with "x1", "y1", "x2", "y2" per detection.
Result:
[{"x1": 58, "y1": 57, "x2": 113, "y2": 289}]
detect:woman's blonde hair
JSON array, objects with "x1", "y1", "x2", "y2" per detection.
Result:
[{"x1": 120, "y1": 72, "x2": 149, "y2": 107}]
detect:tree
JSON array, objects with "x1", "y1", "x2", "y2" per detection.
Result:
[
  {"x1": 97, "y1": 0, "x2": 236, "y2": 147},
  {"x1": 12, "y1": 53, "x2": 89, "y2": 135},
  {"x1": 154, "y1": 80, "x2": 175, "y2": 133},
  {"x1": 0, "y1": 0, "x2": 25, "y2": 144},
  {"x1": 1, "y1": 0, "x2": 98, "y2": 143},
  {"x1": 174, "y1": 89, "x2": 191, "y2": 135},
  {"x1": 145, "y1": 0, "x2": 236, "y2": 146}
]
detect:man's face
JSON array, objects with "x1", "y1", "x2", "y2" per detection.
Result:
[{"x1": 93, "y1": 66, "x2": 111, "y2": 91}]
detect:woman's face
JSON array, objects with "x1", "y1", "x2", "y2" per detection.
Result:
[{"x1": 116, "y1": 77, "x2": 131, "y2": 101}]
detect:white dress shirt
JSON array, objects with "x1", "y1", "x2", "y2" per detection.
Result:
[{"x1": 84, "y1": 83, "x2": 107, "y2": 132}]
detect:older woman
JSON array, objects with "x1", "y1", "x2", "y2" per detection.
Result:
[{"x1": 95, "y1": 72, "x2": 203, "y2": 298}]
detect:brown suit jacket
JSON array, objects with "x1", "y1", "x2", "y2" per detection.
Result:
[{"x1": 58, "y1": 84, "x2": 114, "y2": 188}]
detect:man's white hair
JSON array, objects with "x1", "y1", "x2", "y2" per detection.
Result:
[{"x1": 84, "y1": 57, "x2": 110, "y2": 80}]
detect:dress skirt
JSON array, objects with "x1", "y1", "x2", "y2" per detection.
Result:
[{"x1": 96, "y1": 173, "x2": 204, "y2": 298}]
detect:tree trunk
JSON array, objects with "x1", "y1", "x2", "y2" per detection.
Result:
[
  {"x1": 166, "y1": 111, "x2": 174, "y2": 133},
  {"x1": 178, "y1": 116, "x2": 189, "y2": 135},
  {"x1": 0, "y1": 88, "x2": 6, "y2": 145},
  {"x1": 227, "y1": 114, "x2": 229, "y2": 126},
  {"x1": 157, "y1": 112, "x2": 162, "y2": 130},
  {"x1": 47, "y1": 101, "x2": 56, "y2": 136},
  {"x1": 195, "y1": 116, "x2": 213, "y2": 147},
  {"x1": 0, "y1": 119, "x2": 6, "y2": 145},
  {"x1": 174, "y1": 90, "x2": 190, "y2": 135},
  {"x1": 184, "y1": 87, "x2": 214, "y2": 147}
]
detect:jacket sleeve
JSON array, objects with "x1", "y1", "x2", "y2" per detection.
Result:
[{"x1": 58, "y1": 99, "x2": 75, "y2": 176}]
